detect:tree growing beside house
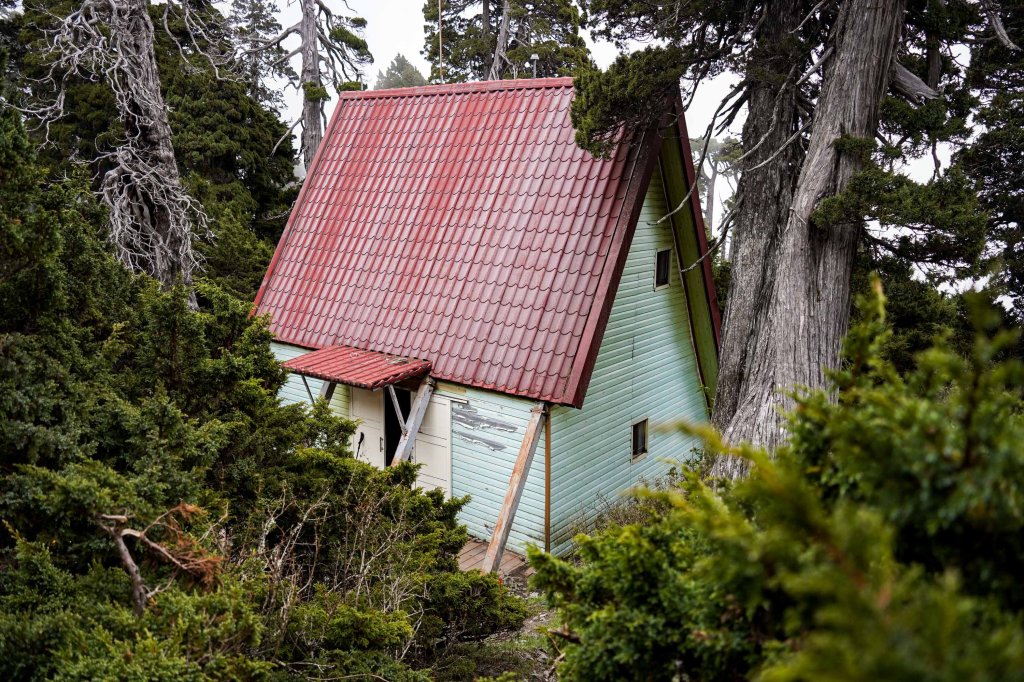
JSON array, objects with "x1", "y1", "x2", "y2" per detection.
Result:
[
  {"x1": 228, "y1": 0, "x2": 295, "y2": 110},
  {"x1": 532, "y1": 286, "x2": 1024, "y2": 679},
  {"x1": 247, "y1": 0, "x2": 371, "y2": 170},
  {"x1": 375, "y1": 53, "x2": 426, "y2": 89},
  {"x1": 24, "y1": 0, "x2": 227, "y2": 292},
  {"x1": 574, "y1": 0, "x2": 998, "y2": 471}
]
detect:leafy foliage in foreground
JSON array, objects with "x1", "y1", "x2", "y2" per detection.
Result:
[
  {"x1": 0, "y1": 106, "x2": 525, "y2": 681},
  {"x1": 532, "y1": 284, "x2": 1024, "y2": 681}
]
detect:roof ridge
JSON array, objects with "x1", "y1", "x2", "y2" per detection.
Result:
[{"x1": 342, "y1": 77, "x2": 574, "y2": 100}]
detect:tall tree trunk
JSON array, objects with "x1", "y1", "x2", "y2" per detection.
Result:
[
  {"x1": 95, "y1": 0, "x2": 201, "y2": 292},
  {"x1": 488, "y1": 0, "x2": 512, "y2": 80},
  {"x1": 710, "y1": 0, "x2": 806, "y2": 432},
  {"x1": 300, "y1": 0, "x2": 322, "y2": 170},
  {"x1": 713, "y1": 0, "x2": 907, "y2": 476},
  {"x1": 481, "y1": 0, "x2": 492, "y2": 79}
]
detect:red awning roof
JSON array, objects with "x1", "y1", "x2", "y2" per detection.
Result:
[{"x1": 281, "y1": 345, "x2": 430, "y2": 390}]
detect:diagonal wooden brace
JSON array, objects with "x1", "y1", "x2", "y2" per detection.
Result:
[
  {"x1": 390, "y1": 377, "x2": 436, "y2": 466},
  {"x1": 481, "y1": 401, "x2": 547, "y2": 574}
]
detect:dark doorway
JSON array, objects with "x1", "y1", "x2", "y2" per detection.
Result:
[{"x1": 384, "y1": 387, "x2": 411, "y2": 466}]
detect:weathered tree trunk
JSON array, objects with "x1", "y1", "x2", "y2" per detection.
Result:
[
  {"x1": 299, "y1": 0, "x2": 322, "y2": 170},
  {"x1": 481, "y1": 0, "x2": 492, "y2": 79},
  {"x1": 488, "y1": 0, "x2": 512, "y2": 80},
  {"x1": 710, "y1": 0, "x2": 806, "y2": 432},
  {"x1": 713, "y1": 0, "x2": 907, "y2": 476},
  {"x1": 95, "y1": 0, "x2": 201, "y2": 292}
]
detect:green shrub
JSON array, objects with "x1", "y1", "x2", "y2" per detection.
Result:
[{"x1": 532, "y1": 284, "x2": 1024, "y2": 681}]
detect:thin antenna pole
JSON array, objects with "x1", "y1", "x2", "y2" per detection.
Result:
[{"x1": 438, "y1": 0, "x2": 445, "y2": 83}]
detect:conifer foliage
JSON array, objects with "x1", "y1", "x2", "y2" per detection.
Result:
[
  {"x1": 0, "y1": 68, "x2": 524, "y2": 682},
  {"x1": 532, "y1": 285, "x2": 1024, "y2": 680},
  {"x1": 422, "y1": 0, "x2": 589, "y2": 82}
]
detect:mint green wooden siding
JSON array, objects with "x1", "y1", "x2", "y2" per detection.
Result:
[
  {"x1": 437, "y1": 383, "x2": 544, "y2": 554},
  {"x1": 548, "y1": 164, "x2": 710, "y2": 555},
  {"x1": 270, "y1": 342, "x2": 350, "y2": 415}
]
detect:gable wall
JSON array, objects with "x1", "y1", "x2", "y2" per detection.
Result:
[{"x1": 548, "y1": 163, "x2": 710, "y2": 555}]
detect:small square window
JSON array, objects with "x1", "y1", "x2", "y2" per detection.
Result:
[
  {"x1": 655, "y1": 249, "x2": 671, "y2": 288},
  {"x1": 631, "y1": 419, "x2": 648, "y2": 460}
]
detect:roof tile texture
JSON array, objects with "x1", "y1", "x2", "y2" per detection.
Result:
[
  {"x1": 282, "y1": 345, "x2": 431, "y2": 390},
  {"x1": 254, "y1": 78, "x2": 640, "y2": 405}
]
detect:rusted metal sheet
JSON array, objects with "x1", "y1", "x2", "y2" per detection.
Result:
[{"x1": 282, "y1": 345, "x2": 430, "y2": 390}]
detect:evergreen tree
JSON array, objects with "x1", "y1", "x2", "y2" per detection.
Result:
[
  {"x1": 0, "y1": 105, "x2": 526, "y2": 681},
  {"x1": 532, "y1": 285, "x2": 1024, "y2": 680},
  {"x1": 422, "y1": 0, "x2": 590, "y2": 82},
  {"x1": 8, "y1": 2, "x2": 297, "y2": 301},
  {"x1": 956, "y1": 0, "x2": 1024, "y2": 321},
  {"x1": 573, "y1": 1, "x2": 993, "y2": 467},
  {"x1": 228, "y1": 0, "x2": 295, "y2": 110},
  {"x1": 246, "y1": 0, "x2": 372, "y2": 169},
  {"x1": 375, "y1": 53, "x2": 427, "y2": 89}
]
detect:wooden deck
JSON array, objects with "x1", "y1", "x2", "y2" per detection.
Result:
[{"x1": 458, "y1": 539, "x2": 534, "y2": 578}]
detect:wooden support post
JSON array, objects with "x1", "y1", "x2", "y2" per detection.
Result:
[
  {"x1": 301, "y1": 375, "x2": 316, "y2": 404},
  {"x1": 387, "y1": 385, "x2": 406, "y2": 430},
  {"x1": 481, "y1": 402, "x2": 547, "y2": 574},
  {"x1": 318, "y1": 380, "x2": 336, "y2": 403},
  {"x1": 390, "y1": 377, "x2": 435, "y2": 465},
  {"x1": 544, "y1": 410, "x2": 551, "y2": 553}
]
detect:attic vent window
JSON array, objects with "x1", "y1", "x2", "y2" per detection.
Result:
[
  {"x1": 655, "y1": 249, "x2": 671, "y2": 289},
  {"x1": 631, "y1": 419, "x2": 648, "y2": 461}
]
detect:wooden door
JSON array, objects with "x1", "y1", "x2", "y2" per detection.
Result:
[
  {"x1": 350, "y1": 387, "x2": 385, "y2": 468},
  {"x1": 412, "y1": 396, "x2": 452, "y2": 496}
]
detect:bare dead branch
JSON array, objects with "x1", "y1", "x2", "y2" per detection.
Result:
[
  {"x1": 891, "y1": 61, "x2": 940, "y2": 102},
  {"x1": 981, "y1": 0, "x2": 1021, "y2": 50}
]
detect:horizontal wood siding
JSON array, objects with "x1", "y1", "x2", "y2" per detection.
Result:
[
  {"x1": 549, "y1": 165, "x2": 709, "y2": 555},
  {"x1": 270, "y1": 342, "x2": 350, "y2": 415},
  {"x1": 438, "y1": 383, "x2": 544, "y2": 555}
]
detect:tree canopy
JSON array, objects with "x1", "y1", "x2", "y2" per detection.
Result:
[
  {"x1": 422, "y1": 0, "x2": 590, "y2": 82},
  {"x1": 376, "y1": 53, "x2": 427, "y2": 89}
]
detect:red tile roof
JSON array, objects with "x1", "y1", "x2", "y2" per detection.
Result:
[
  {"x1": 281, "y1": 345, "x2": 431, "y2": 390},
  {"x1": 253, "y1": 77, "x2": 699, "y2": 407}
]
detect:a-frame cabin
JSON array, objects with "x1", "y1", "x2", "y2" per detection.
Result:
[{"x1": 253, "y1": 78, "x2": 720, "y2": 568}]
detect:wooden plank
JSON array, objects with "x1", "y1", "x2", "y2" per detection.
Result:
[
  {"x1": 387, "y1": 385, "x2": 406, "y2": 430},
  {"x1": 301, "y1": 375, "x2": 316, "y2": 404},
  {"x1": 318, "y1": 380, "x2": 336, "y2": 403},
  {"x1": 390, "y1": 377, "x2": 435, "y2": 465},
  {"x1": 480, "y1": 402, "x2": 547, "y2": 573}
]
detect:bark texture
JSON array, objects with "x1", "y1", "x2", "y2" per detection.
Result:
[
  {"x1": 488, "y1": 0, "x2": 512, "y2": 80},
  {"x1": 710, "y1": 0, "x2": 807, "y2": 432},
  {"x1": 42, "y1": 0, "x2": 204, "y2": 291},
  {"x1": 712, "y1": 0, "x2": 907, "y2": 477},
  {"x1": 299, "y1": 0, "x2": 322, "y2": 170}
]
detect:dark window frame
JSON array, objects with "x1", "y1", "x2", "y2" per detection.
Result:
[
  {"x1": 631, "y1": 419, "x2": 649, "y2": 461},
  {"x1": 655, "y1": 249, "x2": 671, "y2": 289}
]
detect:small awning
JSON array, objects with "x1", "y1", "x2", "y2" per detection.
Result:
[{"x1": 282, "y1": 345, "x2": 431, "y2": 390}]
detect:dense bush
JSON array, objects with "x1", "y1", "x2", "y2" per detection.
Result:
[
  {"x1": 0, "y1": 105, "x2": 525, "y2": 681},
  {"x1": 532, "y1": 283, "x2": 1024, "y2": 681}
]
